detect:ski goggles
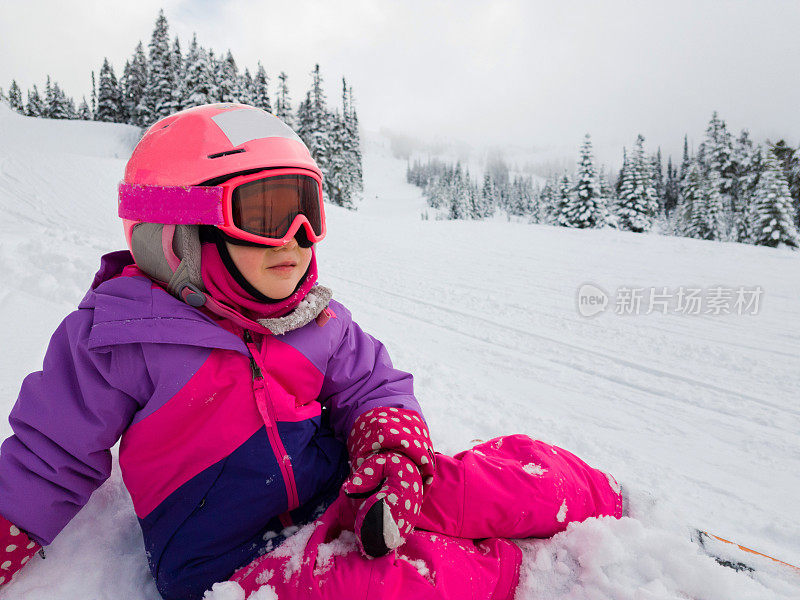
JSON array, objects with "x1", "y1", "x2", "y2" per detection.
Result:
[{"x1": 119, "y1": 168, "x2": 326, "y2": 246}]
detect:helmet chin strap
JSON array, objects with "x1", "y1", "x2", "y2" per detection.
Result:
[{"x1": 131, "y1": 222, "x2": 329, "y2": 335}]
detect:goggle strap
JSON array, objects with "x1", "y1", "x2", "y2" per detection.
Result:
[{"x1": 119, "y1": 183, "x2": 225, "y2": 225}]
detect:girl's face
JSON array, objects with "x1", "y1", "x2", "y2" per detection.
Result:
[{"x1": 225, "y1": 237, "x2": 313, "y2": 300}]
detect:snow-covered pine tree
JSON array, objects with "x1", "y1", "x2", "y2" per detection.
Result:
[
  {"x1": 171, "y1": 35, "x2": 184, "y2": 111},
  {"x1": 297, "y1": 65, "x2": 335, "y2": 203},
  {"x1": 48, "y1": 81, "x2": 73, "y2": 119},
  {"x1": 702, "y1": 112, "x2": 735, "y2": 194},
  {"x1": 252, "y1": 63, "x2": 271, "y2": 113},
  {"x1": 345, "y1": 84, "x2": 363, "y2": 196},
  {"x1": 652, "y1": 148, "x2": 665, "y2": 211},
  {"x1": 25, "y1": 85, "x2": 44, "y2": 117},
  {"x1": 182, "y1": 36, "x2": 218, "y2": 109},
  {"x1": 90, "y1": 71, "x2": 97, "y2": 119},
  {"x1": 239, "y1": 68, "x2": 255, "y2": 106},
  {"x1": 749, "y1": 150, "x2": 800, "y2": 249},
  {"x1": 7, "y1": 81, "x2": 24, "y2": 113},
  {"x1": 693, "y1": 169, "x2": 726, "y2": 240},
  {"x1": 538, "y1": 174, "x2": 559, "y2": 224},
  {"x1": 616, "y1": 135, "x2": 659, "y2": 232},
  {"x1": 326, "y1": 108, "x2": 350, "y2": 208},
  {"x1": 275, "y1": 71, "x2": 294, "y2": 127},
  {"x1": 616, "y1": 147, "x2": 628, "y2": 197},
  {"x1": 77, "y1": 96, "x2": 91, "y2": 120},
  {"x1": 664, "y1": 156, "x2": 679, "y2": 214},
  {"x1": 120, "y1": 42, "x2": 148, "y2": 125},
  {"x1": 769, "y1": 139, "x2": 800, "y2": 229},
  {"x1": 96, "y1": 59, "x2": 122, "y2": 122},
  {"x1": 730, "y1": 130, "x2": 756, "y2": 241},
  {"x1": 43, "y1": 76, "x2": 55, "y2": 118},
  {"x1": 736, "y1": 144, "x2": 764, "y2": 244},
  {"x1": 675, "y1": 159, "x2": 703, "y2": 237},
  {"x1": 556, "y1": 172, "x2": 574, "y2": 226},
  {"x1": 563, "y1": 133, "x2": 604, "y2": 228},
  {"x1": 481, "y1": 173, "x2": 498, "y2": 219},
  {"x1": 679, "y1": 134, "x2": 691, "y2": 193},
  {"x1": 597, "y1": 167, "x2": 613, "y2": 226},
  {"x1": 217, "y1": 50, "x2": 241, "y2": 103},
  {"x1": 447, "y1": 163, "x2": 470, "y2": 220},
  {"x1": 143, "y1": 9, "x2": 177, "y2": 122}
]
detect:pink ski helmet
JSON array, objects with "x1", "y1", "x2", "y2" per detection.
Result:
[
  {"x1": 117, "y1": 104, "x2": 327, "y2": 325},
  {"x1": 119, "y1": 102, "x2": 325, "y2": 250}
]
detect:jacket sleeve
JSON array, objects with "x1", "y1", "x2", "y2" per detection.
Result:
[
  {"x1": 318, "y1": 303, "x2": 423, "y2": 442},
  {"x1": 0, "y1": 309, "x2": 146, "y2": 545}
]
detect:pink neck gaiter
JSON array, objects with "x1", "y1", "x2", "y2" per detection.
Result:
[{"x1": 200, "y1": 243, "x2": 318, "y2": 320}]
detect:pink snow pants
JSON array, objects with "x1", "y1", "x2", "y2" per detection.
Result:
[{"x1": 231, "y1": 435, "x2": 623, "y2": 600}]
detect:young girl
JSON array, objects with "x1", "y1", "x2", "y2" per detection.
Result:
[{"x1": 0, "y1": 103, "x2": 622, "y2": 599}]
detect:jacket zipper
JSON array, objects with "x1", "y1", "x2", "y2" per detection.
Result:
[{"x1": 243, "y1": 330, "x2": 300, "y2": 522}]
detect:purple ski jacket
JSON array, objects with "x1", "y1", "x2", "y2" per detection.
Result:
[{"x1": 0, "y1": 250, "x2": 422, "y2": 600}]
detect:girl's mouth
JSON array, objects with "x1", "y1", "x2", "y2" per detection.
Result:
[{"x1": 268, "y1": 261, "x2": 296, "y2": 272}]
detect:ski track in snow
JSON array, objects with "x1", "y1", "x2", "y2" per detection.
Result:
[{"x1": 0, "y1": 105, "x2": 799, "y2": 599}]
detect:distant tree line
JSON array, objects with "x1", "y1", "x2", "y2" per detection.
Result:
[
  {"x1": 408, "y1": 112, "x2": 800, "y2": 249},
  {"x1": 1, "y1": 10, "x2": 362, "y2": 209}
]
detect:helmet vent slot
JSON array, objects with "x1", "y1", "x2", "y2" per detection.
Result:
[{"x1": 208, "y1": 148, "x2": 247, "y2": 159}]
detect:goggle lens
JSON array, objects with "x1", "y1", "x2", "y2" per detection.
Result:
[{"x1": 231, "y1": 175, "x2": 322, "y2": 239}]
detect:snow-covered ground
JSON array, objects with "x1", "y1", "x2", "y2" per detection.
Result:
[{"x1": 0, "y1": 104, "x2": 798, "y2": 599}]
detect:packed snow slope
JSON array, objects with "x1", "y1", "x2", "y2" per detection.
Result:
[{"x1": 0, "y1": 104, "x2": 798, "y2": 599}]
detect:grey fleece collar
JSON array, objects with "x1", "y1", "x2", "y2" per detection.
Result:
[{"x1": 256, "y1": 285, "x2": 333, "y2": 335}]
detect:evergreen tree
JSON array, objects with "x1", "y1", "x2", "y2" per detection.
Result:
[
  {"x1": 616, "y1": 147, "x2": 628, "y2": 196},
  {"x1": 77, "y1": 96, "x2": 91, "y2": 120},
  {"x1": 143, "y1": 9, "x2": 176, "y2": 121},
  {"x1": 769, "y1": 139, "x2": 800, "y2": 229},
  {"x1": 240, "y1": 68, "x2": 255, "y2": 106},
  {"x1": 652, "y1": 148, "x2": 665, "y2": 211},
  {"x1": 702, "y1": 112, "x2": 735, "y2": 192},
  {"x1": 695, "y1": 169, "x2": 726, "y2": 240},
  {"x1": 171, "y1": 35, "x2": 184, "y2": 111},
  {"x1": 90, "y1": 71, "x2": 97, "y2": 119},
  {"x1": 182, "y1": 36, "x2": 217, "y2": 108},
  {"x1": 346, "y1": 84, "x2": 363, "y2": 195},
  {"x1": 731, "y1": 130, "x2": 757, "y2": 241},
  {"x1": 43, "y1": 76, "x2": 54, "y2": 118},
  {"x1": 597, "y1": 167, "x2": 613, "y2": 225},
  {"x1": 675, "y1": 160, "x2": 703, "y2": 238},
  {"x1": 121, "y1": 42, "x2": 149, "y2": 126},
  {"x1": 217, "y1": 50, "x2": 240, "y2": 103},
  {"x1": 252, "y1": 62, "x2": 271, "y2": 112},
  {"x1": 563, "y1": 133, "x2": 604, "y2": 228},
  {"x1": 555, "y1": 172, "x2": 574, "y2": 226},
  {"x1": 7, "y1": 80, "x2": 24, "y2": 113},
  {"x1": 25, "y1": 85, "x2": 44, "y2": 117},
  {"x1": 481, "y1": 173, "x2": 498, "y2": 219},
  {"x1": 48, "y1": 80, "x2": 73, "y2": 119},
  {"x1": 616, "y1": 135, "x2": 658, "y2": 232},
  {"x1": 297, "y1": 65, "x2": 334, "y2": 202},
  {"x1": 96, "y1": 58, "x2": 122, "y2": 122},
  {"x1": 750, "y1": 150, "x2": 800, "y2": 248},
  {"x1": 664, "y1": 156, "x2": 680, "y2": 214},
  {"x1": 680, "y1": 135, "x2": 690, "y2": 180},
  {"x1": 447, "y1": 163, "x2": 470, "y2": 220},
  {"x1": 275, "y1": 71, "x2": 293, "y2": 126}
]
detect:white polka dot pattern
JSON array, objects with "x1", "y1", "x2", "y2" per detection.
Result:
[
  {"x1": 0, "y1": 516, "x2": 39, "y2": 587},
  {"x1": 343, "y1": 407, "x2": 437, "y2": 550}
]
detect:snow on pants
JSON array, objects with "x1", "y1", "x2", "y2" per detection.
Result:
[{"x1": 230, "y1": 434, "x2": 623, "y2": 600}]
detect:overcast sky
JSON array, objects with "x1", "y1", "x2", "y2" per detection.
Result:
[{"x1": 2, "y1": 0, "x2": 799, "y2": 166}]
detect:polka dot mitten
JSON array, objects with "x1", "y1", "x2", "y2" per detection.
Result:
[
  {"x1": 342, "y1": 407, "x2": 436, "y2": 557},
  {"x1": 0, "y1": 514, "x2": 40, "y2": 587}
]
